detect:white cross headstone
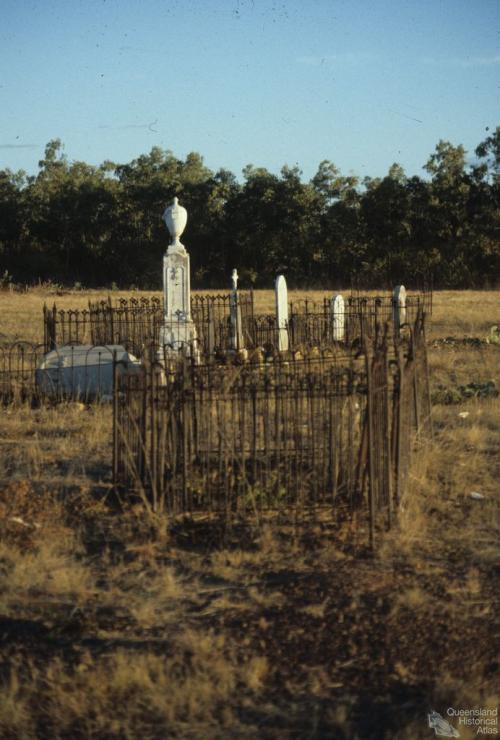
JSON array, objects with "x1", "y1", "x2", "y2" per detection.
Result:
[
  {"x1": 393, "y1": 285, "x2": 406, "y2": 334},
  {"x1": 331, "y1": 293, "x2": 345, "y2": 341},
  {"x1": 230, "y1": 269, "x2": 243, "y2": 350},
  {"x1": 159, "y1": 198, "x2": 198, "y2": 357},
  {"x1": 275, "y1": 275, "x2": 289, "y2": 352}
]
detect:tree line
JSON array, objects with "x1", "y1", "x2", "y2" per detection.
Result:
[{"x1": 0, "y1": 129, "x2": 498, "y2": 289}]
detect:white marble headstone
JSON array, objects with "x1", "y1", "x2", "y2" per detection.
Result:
[
  {"x1": 393, "y1": 285, "x2": 407, "y2": 334},
  {"x1": 159, "y1": 198, "x2": 198, "y2": 356},
  {"x1": 275, "y1": 274, "x2": 289, "y2": 352},
  {"x1": 331, "y1": 293, "x2": 345, "y2": 341}
]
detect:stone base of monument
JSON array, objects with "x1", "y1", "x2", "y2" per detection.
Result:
[
  {"x1": 35, "y1": 345, "x2": 141, "y2": 400},
  {"x1": 158, "y1": 322, "x2": 200, "y2": 362}
]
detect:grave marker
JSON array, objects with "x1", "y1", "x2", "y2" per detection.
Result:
[
  {"x1": 393, "y1": 285, "x2": 407, "y2": 334},
  {"x1": 159, "y1": 198, "x2": 198, "y2": 355},
  {"x1": 230, "y1": 269, "x2": 243, "y2": 351},
  {"x1": 275, "y1": 275, "x2": 289, "y2": 352},
  {"x1": 36, "y1": 345, "x2": 140, "y2": 400},
  {"x1": 331, "y1": 293, "x2": 345, "y2": 341}
]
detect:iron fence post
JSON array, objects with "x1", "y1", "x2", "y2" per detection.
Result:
[{"x1": 365, "y1": 343, "x2": 376, "y2": 550}]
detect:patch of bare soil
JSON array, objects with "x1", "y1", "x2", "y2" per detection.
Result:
[{"x1": 1, "y1": 481, "x2": 497, "y2": 739}]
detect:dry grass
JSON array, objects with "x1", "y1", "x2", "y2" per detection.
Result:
[
  {"x1": 0, "y1": 287, "x2": 498, "y2": 738},
  {"x1": 1, "y1": 286, "x2": 499, "y2": 343},
  {"x1": 0, "y1": 636, "x2": 269, "y2": 739}
]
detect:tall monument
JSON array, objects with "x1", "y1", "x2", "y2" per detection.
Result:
[{"x1": 159, "y1": 198, "x2": 198, "y2": 355}]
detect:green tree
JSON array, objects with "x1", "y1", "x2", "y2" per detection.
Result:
[{"x1": 0, "y1": 168, "x2": 30, "y2": 280}]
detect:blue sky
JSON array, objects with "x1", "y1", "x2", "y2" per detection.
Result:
[{"x1": 1, "y1": 0, "x2": 499, "y2": 181}]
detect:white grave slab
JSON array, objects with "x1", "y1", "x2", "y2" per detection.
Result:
[
  {"x1": 275, "y1": 275, "x2": 289, "y2": 352},
  {"x1": 35, "y1": 345, "x2": 140, "y2": 400}
]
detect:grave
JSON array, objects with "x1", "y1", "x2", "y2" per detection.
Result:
[
  {"x1": 159, "y1": 197, "x2": 198, "y2": 356},
  {"x1": 230, "y1": 268, "x2": 244, "y2": 351},
  {"x1": 393, "y1": 284, "x2": 407, "y2": 334},
  {"x1": 275, "y1": 274, "x2": 289, "y2": 351},
  {"x1": 35, "y1": 345, "x2": 140, "y2": 400},
  {"x1": 331, "y1": 293, "x2": 345, "y2": 341}
]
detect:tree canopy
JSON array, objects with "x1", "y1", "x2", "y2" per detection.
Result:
[{"x1": 1, "y1": 130, "x2": 499, "y2": 288}]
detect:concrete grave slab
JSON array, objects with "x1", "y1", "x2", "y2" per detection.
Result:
[{"x1": 35, "y1": 344, "x2": 140, "y2": 400}]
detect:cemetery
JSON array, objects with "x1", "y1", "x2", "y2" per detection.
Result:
[
  {"x1": 0, "y1": 199, "x2": 498, "y2": 739},
  {"x1": 1, "y1": 199, "x2": 433, "y2": 548},
  {"x1": 1, "y1": 2, "x2": 498, "y2": 735}
]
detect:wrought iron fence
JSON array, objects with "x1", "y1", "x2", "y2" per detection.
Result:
[
  {"x1": 43, "y1": 292, "x2": 255, "y2": 357},
  {"x1": 88, "y1": 297, "x2": 163, "y2": 349},
  {"x1": 113, "y1": 312, "x2": 431, "y2": 546},
  {"x1": 287, "y1": 293, "x2": 430, "y2": 347},
  {"x1": 191, "y1": 292, "x2": 254, "y2": 355},
  {"x1": 0, "y1": 342, "x2": 46, "y2": 403},
  {"x1": 43, "y1": 290, "x2": 430, "y2": 358}
]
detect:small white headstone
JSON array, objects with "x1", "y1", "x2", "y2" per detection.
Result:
[
  {"x1": 331, "y1": 293, "x2": 345, "y2": 341},
  {"x1": 275, "y1": 275, "x2": 289, "y2": 352},
  {"x1": 393, "y1": 285, "x2": 407, "y2": 334}
]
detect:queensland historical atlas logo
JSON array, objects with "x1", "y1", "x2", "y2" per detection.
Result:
[{"x1": 428, "y1": 707, "x2": 498, "y2": 736}]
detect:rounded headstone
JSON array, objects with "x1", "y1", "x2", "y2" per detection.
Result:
[
  {"x1": 331, "y1": 293, "x2": 345, "y2": 341},
  {"x1": 275, "y1": 275, "x2": 289, "y2": 351},
  {"x1": 392, "y1": 284, "x2": 407, "y2": 332}
]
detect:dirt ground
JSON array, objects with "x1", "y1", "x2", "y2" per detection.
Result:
[{"x1": 0, "y1": 289, "x2": 498, "y2": 739}]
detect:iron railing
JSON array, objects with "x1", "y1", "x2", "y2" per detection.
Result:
[
  {"x1": 43, "y1": 292, "x2": 255, "y2": 357},
  {"x1": 113, "y1": 312, "x2": 432, "y2": 546},
  {"x1": 43, "y1": 291, "x2": 430, "y2": 358}
]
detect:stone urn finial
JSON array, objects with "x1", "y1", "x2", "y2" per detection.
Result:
[{"x1": 163, "y1": 197, "x2": 187, "y2": 249}]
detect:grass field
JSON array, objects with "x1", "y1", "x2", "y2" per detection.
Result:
[{"x1": 0, "y1": 289, "x2": 499, "y2": 739}]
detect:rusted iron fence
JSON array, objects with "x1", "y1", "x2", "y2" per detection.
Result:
[
  {"x1": 43, "y1": 292, "x2": 255, "y2": 356},
  {"x1": 287, "y1": 293, "x2": 430, "y2": 348},
  {"x1": 43, "y1": 291, "x2": 430, "y2": 357},
  {"x1": 235, "y1": 293, "x2": 429, "y2": 352},
  {"x1": 113, "y1": 312, "x2": 431, "y2": 545},
  {"x1": 88, "y1": 297, "x2": 162, "y2": 349},
  {"x1": 0, "y1": 342, "x2": 47, "y2": 403}
]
